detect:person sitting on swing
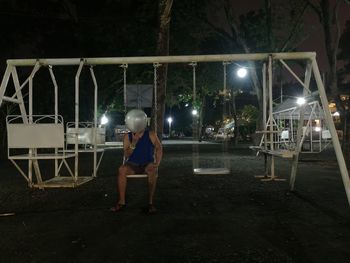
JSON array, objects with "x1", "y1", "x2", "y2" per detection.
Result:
[{"x1": 111, "y1": 110, "x2": 162, "y2": 214}]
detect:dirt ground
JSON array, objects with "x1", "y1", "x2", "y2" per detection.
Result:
[{"x1": 0, "y1": 143, "x2": 350, "y2": 263}]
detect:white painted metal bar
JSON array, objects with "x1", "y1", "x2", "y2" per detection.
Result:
[
  {"x1": 222, "y1": 62, "x2": 230, "y2": 168},
  {"x1": 63, "y1": 159, "x2": 75, "y2": 178},
  {"x1": 6, "y1": 52, "x2": 316, "y2": 66},
  {"x1": 290, "y1": 61, "x2": 313, "y2": 190},
  {"x1": 268, "y1": 55, "x2": 275, "y2": 179},
  {"x1": 2, "y1": 96, "x2": 20, "y2": 104},
  {"x1": 279, "y1": 59, "x2": 311, "y2": 93},
  {"x1": 0, "y1": 65, "x2": 12, "y2": 107},
  {"x1": 312, "y1": 58, "x2": 350, "y2": 206},
  {"x1": 49, "y1": 66, "x2": 59, "y2": 177},
  {"x1": 28, "y1": 62, "x2": 42, "y2": 185},
  {"x1": 10, "y1": 68, "x2": 39, "y2": 100},
  {"x1": 74, "y1": 61, "x2": 84, "y2": 180},
  {"x1": 153, "y1": 63, "x2": 161, "y2": 133},
  {"x1": 262, "y1": 63, "x2": 267, "y2": 150},
  {"x1": 121, "y1": 64, "x2": 128, "y2": 113},
  {"x1": 190, "y1": 62, "x2": 199, "y2": 170},
  {"x1": 96, "y1": 151, "x2": 105, "y2": 173},
  {"x1": 28, "y1": 62, "x2": 41, "y2": 123},
  {"x1": 89, "y1": 66, "x2": 98, "y2": 178},
  {"x1": 11, "y1": 67, "x2": 28, "y2": 124},
  {"x1": 9, "y1": 159, "x2": 29, "y2": 182}
]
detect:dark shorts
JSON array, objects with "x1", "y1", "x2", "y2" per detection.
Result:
[{"x1": 125, "y1": 162, "x2": 152, "y2": 174}]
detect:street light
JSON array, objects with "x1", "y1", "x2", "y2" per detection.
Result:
[
  {"x1": 167, "y1": 117, "x2": 173, "y2": 137},
  {"x1": 296, "y1": 97, "x2": 306, "y2": 106},
  {"x1": 192, "y1": 109, "x2": 198, "y2": 116},
  {"x1": 237, "y1": 67, "x2": 248, "y2": 78},
  {"x1": 100, "y1": 113, "x2": 109, "y2": 125}
]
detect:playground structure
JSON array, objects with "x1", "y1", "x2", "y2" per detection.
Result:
[
  {"x1": 263, "y1": 98, "x2": 332, "y2": 153},
  {"x1": 0, "y1": 52, "x2": 349, "y2": 207}
]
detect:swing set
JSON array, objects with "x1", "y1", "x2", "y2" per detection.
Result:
[{"x1": 0, "y1": 52, "x2": 349, "y2": 207}]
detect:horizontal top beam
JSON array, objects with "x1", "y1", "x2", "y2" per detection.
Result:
[{"x1": 6, "y1": 52, "x2": 316, "y2": 66}]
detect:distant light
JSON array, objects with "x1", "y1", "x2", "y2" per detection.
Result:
[
  {"x1": 296, "y1": 97, "x2": 306, "y2": 105},
  {"x1": 101, "y1": 114, "x2": 109, "y2": 125},
  {"x1": 237, "y1": 68, "x2": 248, "y2": 78},
  {"x1": 333, "y1": 111, "x2": 340, "y2": 117},
  {"x1": 192, "y1": 109, "x2": 198, "y2": 116},
  {"x1": 314, "y1": 127, "x2": 321, "y2": 132},
  {"x1": 185, "y1": 103, "x2": 189, "y2": 107},
  {"x1": 167, "y1": 117, "x2": 173, "y2": 124}
]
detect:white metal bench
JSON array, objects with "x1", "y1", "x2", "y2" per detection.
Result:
[
  {"x1": 65, "y1": 122, "x2": 106, "y2": 177},
  {"x1": 66, "y1": 122, "x2": 105, "y2": 149},
  {"x1": 6, "y1": 115, "x2": 89, "y2": 188},
  {"x1": 250, "y1": 146, "x2": 295, "y2": 158}
]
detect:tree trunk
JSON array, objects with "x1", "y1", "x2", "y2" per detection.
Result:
[{"x1": 155, "y1": 0, "x2": 173, "y2": 139}]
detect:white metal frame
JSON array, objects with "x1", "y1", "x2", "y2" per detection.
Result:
[
  {"x1": 191, "y1": 61, "x2": 230, "y2": 175},
  {"x1": 0, "y1": 52, "x2": 349, "y2": 206},
  {"x1": 269, "y1": 100, "x2": 331, "y2": 153},
  {"x1": 122, "y1": 63, "x2": 160, "y2": 179},
  {"x1": 6, "y1": 115, "x2": 77, "y2": 188}
]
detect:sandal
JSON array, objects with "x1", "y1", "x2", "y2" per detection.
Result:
[
  {"x1": 147, "y1": 204, "x2": 157, "y2": 215},
  {"x1": 110, "y1": 203, "x2": 126, "y2": 212}
]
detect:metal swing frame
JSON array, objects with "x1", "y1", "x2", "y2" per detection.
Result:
[
  {"x1": 122, "y1": 63, "x2": 160, "y2": 179},
  {"x1": 0, "y1": 52, "x2": 349, "y2": 207},
  {"x1": 191, "y1": 61, "x2": 230, "y2": 175},
  {"x1": 0, "y1": 61, "x2": 102, "y2": 188}
]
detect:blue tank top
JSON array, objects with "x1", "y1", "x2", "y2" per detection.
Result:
[{"x1": 127, "y1": 130, "x2": 154, "y2": 165}]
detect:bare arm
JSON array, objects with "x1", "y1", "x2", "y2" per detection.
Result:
[
  {"x1": 124, "y1": 132, "x2": 142, "y2": 158},
  {"x1": 150, "y1": 131, "x2": 163, "y2": 166},
  {"x1": 123, "y1": 134, "x2": 133, "y2": 158}
]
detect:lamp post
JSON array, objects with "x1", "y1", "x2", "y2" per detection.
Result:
[{"x1": 167, "y1": 117, "x2": 173, "y2": 138}]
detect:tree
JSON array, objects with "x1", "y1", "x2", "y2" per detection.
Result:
[
  {"x1": 303, "y1": 0, "x2": 350, "y2": 146},
  {"x1": 338, "y1": 20, "x2": 350, "y2": 83},
  {"x1": 155, "y1": 0, "x2": 173, "y2": 138},
  {"x1": 303, "y1": 0, "x2": 350, "y2": 99}
]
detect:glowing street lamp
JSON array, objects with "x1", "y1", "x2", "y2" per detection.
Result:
[
  {"x1": 237, "y1": 67, "x2": 248, "y2": 78},
  {"x1": 333, "y1": 111, "x2": 340, "y2": 117},
  {"x1": 296, "y1": 97, "x2": 306, "y2": 106},
  {"x1": 100, "y1": 113, "x2": 109, "y2": 125},
  {"x1": 192, "y1": 109, "x2": 198, "y2": 116},
  {"x1": 167, "y1": 117, "x2": 173, "y2": 137}
]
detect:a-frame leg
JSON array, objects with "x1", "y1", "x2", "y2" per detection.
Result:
[
  {"x1": 312, "y1": 58, "x2": 350, "y2": 206},
  {"x1": 290, "y1": 61, "x2": 313, "y2": 190}
]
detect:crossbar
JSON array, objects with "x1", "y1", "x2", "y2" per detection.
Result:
[{"x1": 6, "y1": 52, "x2": 316, "y2": 66}]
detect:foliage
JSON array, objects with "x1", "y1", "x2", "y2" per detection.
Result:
[{"x1": 338, "y1": 21, "x2": 350, "y2": 86}]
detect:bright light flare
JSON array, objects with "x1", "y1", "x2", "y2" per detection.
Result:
[
  {"x1": 296, "y1": 97, "x2": 306, "y2": 105},
  {"x1": 167, "y1": 117, "x2": 173, "y2": 124},
  {"x1": 237, "y1": 68, "x2": 248, "y2": 78},
  {"x1": 314, "y1": 127, "x2": 321, "y2": 132},
  {"x1": 100, "y1": 114, "x2": 109, "y2": 125},
  {"x1": 333, "y1": 111, "x2": 340, "y2": 117},
  {"x1": 192, "y1": 109, "x2": 198, "y2": 116}
]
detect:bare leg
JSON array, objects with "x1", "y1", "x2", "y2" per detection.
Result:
[
  {"x1": 117, "y1": 164, "x2": 135, "y2": 205},
  {"x1": 145, "y1": 164, "x2": 158, "y2": 205}
]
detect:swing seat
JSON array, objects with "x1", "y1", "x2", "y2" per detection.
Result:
[
  {"x1": 122, "y1": 156, "x2": 148, "y2": 178},
  {"x1": 7, "y1": 115, "x2": 75, "y2": 160},
  {"x1": 6, "y1": 115, "x2": 93, "y2": 188},
  {"x1": 194, "y1": 168, "x2": 230, "y2": 175},
  {"x1": 259, "y1": 149, "x2": 295, "y2": 159}
]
